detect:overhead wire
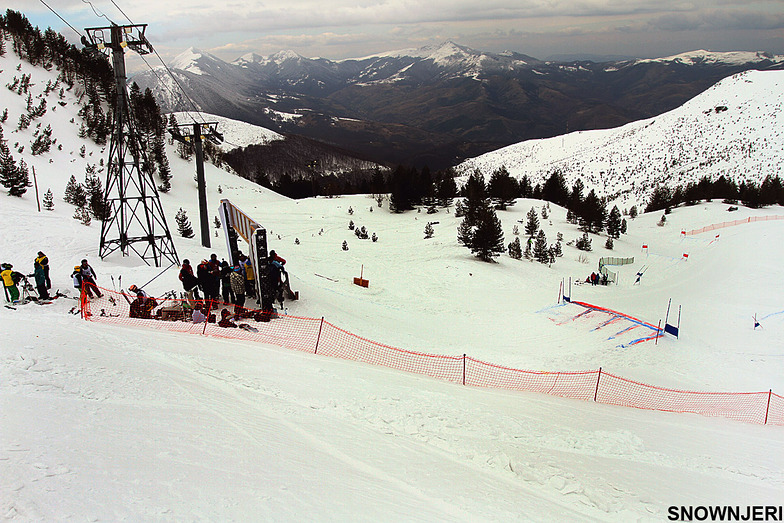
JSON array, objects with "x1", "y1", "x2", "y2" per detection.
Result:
[
  {"x1": 106, "y1": 0, "x2": 245, "y2": 150},
  {"x1": 80, "y1": 0, "x2": 114, "y2": 24},
  {"x1": 38, "y1": 0, "x2": 84, "y2": 38},
  {"x1": 40, "y1": 0, "x2": 246, "y2": 151}
]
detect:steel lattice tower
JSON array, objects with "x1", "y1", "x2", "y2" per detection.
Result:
[{"x1": 83, "y1": 24, "x2": 178, "y2": 267}]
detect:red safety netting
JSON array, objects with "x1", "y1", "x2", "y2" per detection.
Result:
[
  {"x1": 466, "y1": 358, "x2": 599, "y2": 401},
  {"x1": 684, "y1": 215, "x2": 784, "y2": 235},
  {"x1": 81, "y1": 286, "x2": 782, "y2": 426},
  {"x1": 766, "y1": 392, "x2": 784, "y2": 426},
  {"x1": 317, "y1": 321, "x2": 465, "y2": 384},
  {"x1": 597, "y1": 371, "x2": 771, "y2": 425}
]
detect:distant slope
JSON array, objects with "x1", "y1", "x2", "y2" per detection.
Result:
[{"x1": 456, "y1": 70, "x2": 784, "y2": 207}]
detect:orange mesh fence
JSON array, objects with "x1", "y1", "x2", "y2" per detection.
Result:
[
  {"x1": 317, "y1": 321, "x2": 465, "y2": 384},
  {"x1": 684, "y1": 215, "x2": 784, "y2": 235},
  {"x1": 82, "y1": 287, "x2": 781, "y2": 426},
  {"x1": 767, "y1": 393, "x2": 784, "y2": 426},
  {"x1": 597, "y1": 371, "x2": 771, "y2": 425},
  {"x1": 466, "y1": 358, "x2": 599, "y2": 401}
]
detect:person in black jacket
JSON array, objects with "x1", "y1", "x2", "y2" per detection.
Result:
[
  {"x1": 178, "y1": 259, "x2": 201, "y2": 301},
  {"x1": 219, "y1": 259, "x2": 235, "y2": 305},
  {"x1": 196, "y1": 259, "x2": 218, "y2": 302}
]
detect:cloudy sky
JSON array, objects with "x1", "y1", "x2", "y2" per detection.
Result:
[{"x1": 15, "y1": 0, "x2": 784, "y2": 67}]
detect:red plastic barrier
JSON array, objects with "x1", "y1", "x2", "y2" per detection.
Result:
[
  {"x1": 684, "y1": 215, "x2": 784, "y2": 235},
  {"x1": 81, "y1": 287, "x2": 782, "y2": 426}
]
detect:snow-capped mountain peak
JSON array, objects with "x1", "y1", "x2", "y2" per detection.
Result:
[
  {"x1": 636, "y1": 49, "x2": 784, "y2": 66},
  {"x1": 169, "y1": 47, "x2": 225, "y2": 75}
]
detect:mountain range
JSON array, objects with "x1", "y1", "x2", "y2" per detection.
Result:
[{"x1": 132, "y1": 43, "x2": 784, "y2": 169}]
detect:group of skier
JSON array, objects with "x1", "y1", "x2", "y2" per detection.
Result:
[
  {"x1": 3, "y1": 247, "x2": 296, "y2": 326},
  {"x1": 176, "y1": 249, "x2": 293, "y2": 322},
  {"x1": 1, "y1": 252, "x2": 53, "y2": 304}
]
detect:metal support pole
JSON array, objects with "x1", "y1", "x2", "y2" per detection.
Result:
[
  {"x1": 594, "y1": 367, "x2": 602, "y2": 402},
  {"x1": 463, "y1": 354, "x2": 467, "y2": 386},
  {"x1": 192, "y1": 123, "x2": 210, "y2": 248}
]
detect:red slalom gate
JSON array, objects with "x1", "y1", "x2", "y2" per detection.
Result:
[{"x1": 81, "y1": 287, "x2": 783, "y2": 426}]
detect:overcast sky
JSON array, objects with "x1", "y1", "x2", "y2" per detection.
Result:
[{"x1": 15, "y1": 0, "x2": 784, "y2": 67}]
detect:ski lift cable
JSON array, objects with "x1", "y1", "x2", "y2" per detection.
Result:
[{"x1": 37, "y1": 0, "x2": 84, "y2": 38}]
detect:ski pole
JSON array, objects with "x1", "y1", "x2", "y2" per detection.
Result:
[{"x1": 138, "y1": 261, "x2": 177, "y2": 291}]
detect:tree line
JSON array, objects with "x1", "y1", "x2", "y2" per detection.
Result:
[{"x1": 645, "y1": 175, "x2": 784, "y2": 212}]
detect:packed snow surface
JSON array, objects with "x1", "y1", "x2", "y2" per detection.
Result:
[{"x1": 1, "y1": 45, "x2": 783, "y2": 521}]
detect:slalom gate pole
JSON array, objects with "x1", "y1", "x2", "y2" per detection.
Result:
[
  {"x1": 314, "y1": 317, "x2": 324, "y2": 354},
  {"x1": 139, "y1": 261, "x2": 178, "y2": 291},
  {"x1": 765, "y1": 389, "x2": 772, "y2": 425},
  {"x1": 677, "y1": 306, "x2": 682, "y2": 339},
  {"x1": 656, "y1": 320, "x2": 661, "y2": 345},
  {"x1": 664, "y1": 298, "x2": 672, "y2": 327}
]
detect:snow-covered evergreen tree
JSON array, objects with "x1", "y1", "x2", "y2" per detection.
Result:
[
  {"x1": 175, "y1": 208, "x2": 195, "y2": 238},
  {"x1": 533, "y1": 229, "x2": 549, "y2": 263},
  {"x1": 424, "y1": 222, "x2": 434, "y2": 239},
  {"x1": 606, "y1": 205, "x2": 622, "y2": 239},
  {"x1": 0, "y1": 155, "x2": 31, "y2": 196},
  {"x1": 468, "y1": 202, "x2": 505, "y2": 262},
  {"x1": 605, "y1": 237, "x2": 614, "y2": 250},
  {"x1": 42, "y1": 188, "x2": 54, "y2": 210},
  {"x1": 524, "y1": 207, "x2": 539, "y2": 237},
  {"x1": 576, "y1": 232, "x2": 592, "y2": 251},
  {"x1": 508, "y1": 236, "x2": 522, "y2": 259},
  {"x1": 63, "y1": 174, "x2": 86, "y2": 207},
  {"x1": 84, "y1": 166, "x2": 108, "y2": 220}
]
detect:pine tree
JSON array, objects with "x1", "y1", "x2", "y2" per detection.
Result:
[
  {"x1": 63, "y1": 174, "x2": 87, "y2": 207},
  {"x1": 424, "y1": 222, "x2": 434, "y2": 239},
  {"x1": 175, "y1": 208, "x2": 195, "y2": 238},
  {"x1": 214, "y1": 216, "x2": 221, "y2": 229},
  {"x1": 576, "y1": 232, "x2": 592, "y2": 251},
  {"x1": 487, "y1": 166, "x2": 517, "y2": 210},
  {"x1": 508, "y1": 236, "x2": 522, "y2": 259},
  {"x1": 85, "y1": 166, "x2": 108, "y2": 220},
  {"x1": 524, "y1": 207, "x2": 539, "y2": 237},
  {"x1": 533, "y1": 229, "x2": 549, "y2": 263},
  {"x1": 74, "y1": 206, "x2": 91, "y2": 226},
  {"x1": 620, "y1": 218, "x2": 627, "y2": 234},
  {"x1": 469, "y1": 202, "x2": 505, "y2": 262},
  {"x1": 606, "y1": 205, "x2": 622, "y2": 239},
  {"x1": 42, "y1": 188, "x2": 54, "y2": 210},
  {"x1": 1, "y1": 157, "x2": 31, "y2": 196},
  {"x1": 605, "y1": 237, "x2": 614, "y2": 250},
  {"x1": 342, "y1": 240, "x2": 349, "y2": 251}
]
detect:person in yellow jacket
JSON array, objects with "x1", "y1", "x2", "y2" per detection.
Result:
[
  {"x1": 1, "y1": 263, "x2": 22, "y2": 303},
  {"x1": 239, "y1": 253, "x2": 256, "y2": 298}
]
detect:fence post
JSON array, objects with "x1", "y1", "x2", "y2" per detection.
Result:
[
  {"x1": 765, "y1": 389, "x2": 772, "y2": 425},
  {"x1": 463, "y1": 354, "x2": 467, "y2": 386},
  {"x1": 314, "y1": 316, "x2": 324, "y2": 354},
  {"x1": 594, "y1": 367, "x2": 602, "y2": 402},
  {"x1": 202, "y1": 299, "x2": 213, "y2": 335}
]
